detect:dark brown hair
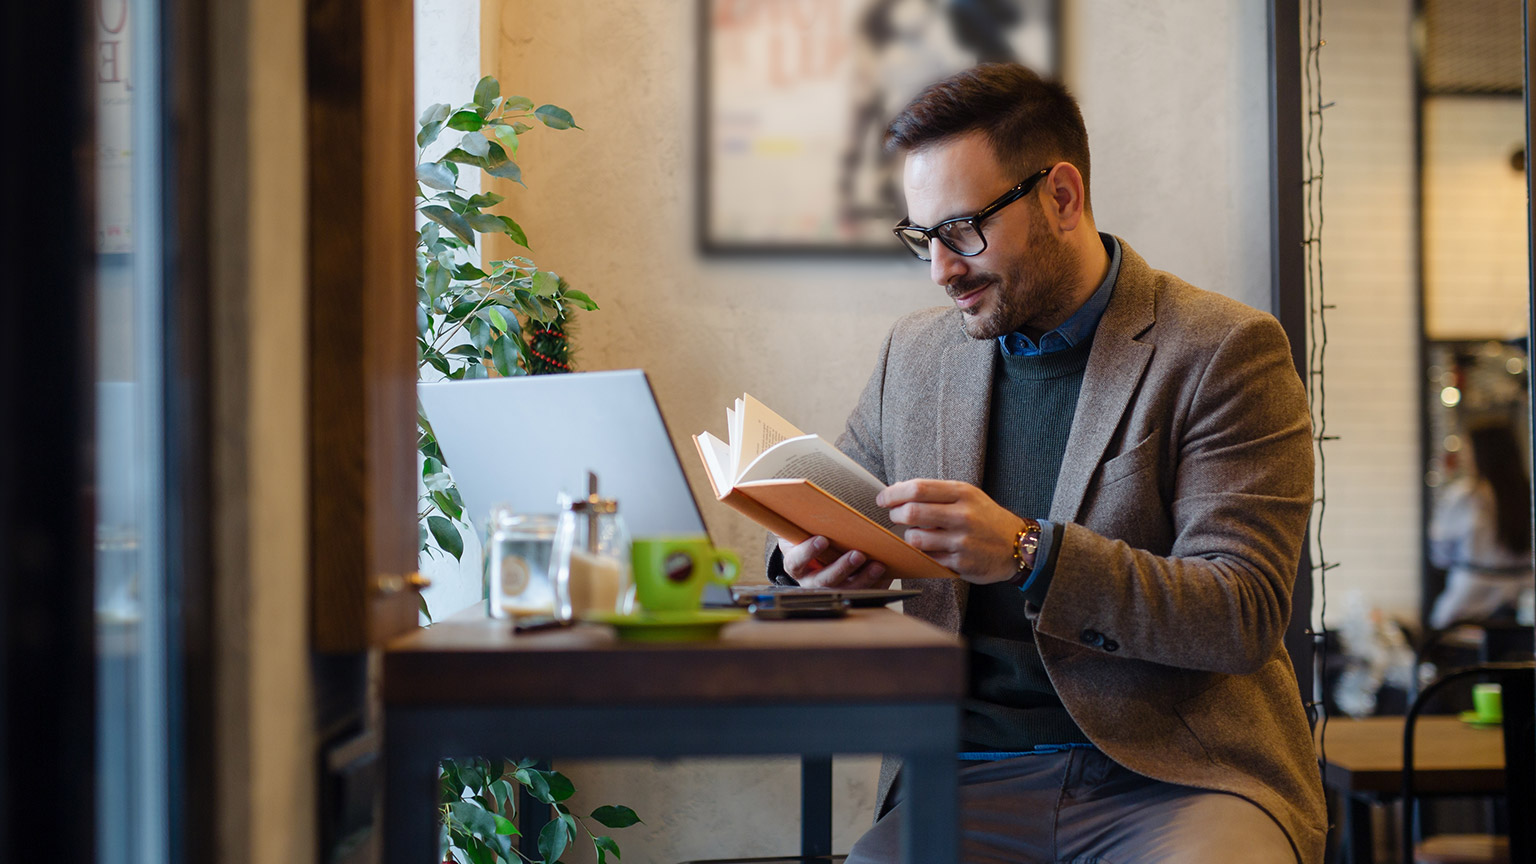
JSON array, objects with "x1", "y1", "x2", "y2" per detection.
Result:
[
  {"x1": 1468, "y1": 420, "x2": 1533, "y2": 555},
  {"x1": 884, "y1": 63, "x2": 1092, "y2": 209}
]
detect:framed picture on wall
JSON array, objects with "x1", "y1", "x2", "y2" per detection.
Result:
[{"x1": 699, "y1": 0, "x2": 1059, "y2": 255}]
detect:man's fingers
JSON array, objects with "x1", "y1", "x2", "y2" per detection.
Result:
[
  {"x1": 887, "y1": 501, "x2": 959, "y2": 529},
  {"x1": 877, "y1": 478, "x2": 965, "y2": 509},
  {"x1": 781, "y1": 535, "x2": 831, "y2": 576}
]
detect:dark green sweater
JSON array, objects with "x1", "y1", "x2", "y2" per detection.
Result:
[{"x1": 960, "y1": 337, "x2": 1093, "y2": 751}]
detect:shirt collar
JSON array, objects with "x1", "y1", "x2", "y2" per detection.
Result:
[{"x1": 998, "y1": 233, "x2": 1121, "y2": 357}]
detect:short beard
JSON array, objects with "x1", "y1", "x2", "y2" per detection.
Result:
[{"x1": 954, "y1": 216, "x2": 1079, "y2": 340}]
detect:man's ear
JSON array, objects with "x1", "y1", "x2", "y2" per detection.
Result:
[{"x1": 1043, "y1": 162, "x2": 1087, "y2": 233}]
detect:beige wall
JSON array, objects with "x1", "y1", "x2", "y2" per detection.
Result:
[
  {"x1": 482, "y1": 1, "x2": 1279, "y2": 859},
  {"x1": 211, "y1": 0, "x2": 315, "y2": 861},
  {"x1": 1424, "y1": 95, "x2": 1530, "y2": 340}
]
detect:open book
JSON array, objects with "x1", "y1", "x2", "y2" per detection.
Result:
[{"x1": 692, "y1": 394, "x2": 953, "y2": 581}]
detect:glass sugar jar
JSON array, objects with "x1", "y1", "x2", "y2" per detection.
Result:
[{"x1": 551, "y1": 473, "x2": 633, "y2": 620}]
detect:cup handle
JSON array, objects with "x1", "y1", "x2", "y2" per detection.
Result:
[{"x1": 710, "y1": 549, "x2": 741, "y2": 585}]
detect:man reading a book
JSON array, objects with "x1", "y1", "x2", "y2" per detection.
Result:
[{"x1": 769, "y1": 63, "x2": 1325, "y2": 863}]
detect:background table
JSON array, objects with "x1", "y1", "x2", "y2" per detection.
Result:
[
  {"x1": 382, "y1": 607, "x2": 967, "y2": 863},
  {"x1": 1317, "y1": 715, "x2": 1505, "y2": 863}
]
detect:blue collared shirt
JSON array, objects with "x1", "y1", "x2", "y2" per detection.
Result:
[{"x1": 997, "y1": 234, "x2": 1122, "y2": 357}]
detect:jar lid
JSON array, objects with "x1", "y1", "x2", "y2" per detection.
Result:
[{"x1": 564, "y1": 496, "x2": 618, "y2": 514}]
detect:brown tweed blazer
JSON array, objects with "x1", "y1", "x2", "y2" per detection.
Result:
[{"x1": 834, "y1": 241, "x2": 1327, "y2": 862}]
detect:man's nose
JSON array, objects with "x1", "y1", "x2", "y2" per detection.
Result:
[{"x1": 929, "y1": 240, "x2": 967, "y2": 287}]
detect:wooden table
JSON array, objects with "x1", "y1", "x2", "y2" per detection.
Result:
[
  {"x1": 1318, "y1": 716, "x2": 1506, "y2": 863},
  {"x1": 382, "y1": 607, "x2": 967, "y2": 863}
]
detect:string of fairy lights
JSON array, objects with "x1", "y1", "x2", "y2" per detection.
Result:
[{"x1": 1301, "y1": 0, "x2": 1336, "y2": 768}]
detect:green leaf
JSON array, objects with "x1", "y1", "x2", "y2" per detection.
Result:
[
  {"x1": 465, "y1": 212, "x2": 506, "y2": 234},
  {"x1": 416, "y1": 120, "x2": 444, "y2": 149},
  {"x1": 458, "y1": 131, "x2": 490, "y2": 159},
  {"x1": 531, "y1": 270, "x2": 560, "y2": 298},
  {"x1": 485, "y1": 158, "x2": 524, "y2": 186},
  {"x1": 416, "y1": 162, "x2": 457, "y2": 191},
  {"x1": 452, "y1": 263, "x2": 488, "y2": 281},
  {"x1": 468, "y1": 317, "x2": 492, "y2": 352},
  {"x1": 594, "y1": 834, "x2": 620, "y2": 864},
  {"x1": 422, "y1": 456, "x2": 444, "y2": 478},
  {"x1": 440, "y1": 147, "x2": 485, "y2": 167},
  {"x1": 498, "y1": 215, "x2": 529, "y2": 248},
  {"x1": 502, "y1": 95, "x2": 535, "y2": 112},
  {"x1": 492, "y1": 123, "x2": 519, "y2": 155},
  {"x1": 534, "y1": 104, "x2": 578, "y2": 130},
  {"x1": 428, "y1": 515, "x2": 463, "y2": 561},
  {"x1": 419, "y1": 102, "x2": 451, "y2": 126},
  {"x1": 430, "y1": 489, "x2": 462, "y2": 521},
  {"x1": 418, "y1": 591, "x2": 432, "y2": 623},
  {"x1": 474, "y1": 76, "x2": 501, "y2": 110},
  {"x1": 560, "y1": 288, "x2": 598, "y2": 311},
  {"x1": 491, "y1": 778, "x2": 516, "y2": 813},
  {"x1": 490, "y1": 334, "x2": 516, "y2": 377},
  {"x1": 424, "y1": 260, "x2": 450, "y2": 301},
  {"x1": 541, "y1": 770, "x2": 576, "y2": 802},
  {"x1": 590, "y1": 805, "x2": 642, "y2": 829},
  {"x1": 440, "y1": 760, "x2": 464, "y2": 800},
  {"x1": 465, "y1": 192, "x2": 505, "y2": 209},
  {"x1": 447, "y1": 110, "x2": 485, "y2": 131},
  {"x1": 450, "y1": 801, "x2": 501, "y2": 839},
  {"x1": 464, "y1": 837, "x2": 495, "y2": 864},
  {"x1": 424, "y1": 471, "x2": 453, "y2": 493},
  {"x1": 416, "y1": 305, "x2": 430, "y2": 338},
  {"x1": 538, "y1": 818, "x2": 570, "y2": 863},
  {"x1": 492, "y1": 813, "x2": 516, "y2": 836},
  {"x1": 464, "y1": 361, "x2": 488, "y2": 379},
  {"x1": 488, "y1": 307, "x2": 509, "y2": 333},
  {"x1": 446, "y1": 343, "x2": 483, "y2": 358},
  {"x1": 420, "y1": 205, "x2": 475, "y2": 245}
]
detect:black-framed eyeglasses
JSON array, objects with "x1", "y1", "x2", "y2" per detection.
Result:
[{"x1": 892, "y1": 167, "x2": 1051, "y2": 261}]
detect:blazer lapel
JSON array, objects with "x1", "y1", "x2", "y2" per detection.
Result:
[{"x1": 1049, "y1": 247, "x2": 1157, "y2": 524}]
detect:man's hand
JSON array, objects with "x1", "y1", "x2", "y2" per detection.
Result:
[
  {"x1": 776, "y1": 535, "x2": 893, "y2": 589},
  {"x1": 877, "y1": 479, "x2": 1022, "y2": 584}
]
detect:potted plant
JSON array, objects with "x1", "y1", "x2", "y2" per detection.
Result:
[{"x1": 415, "y1": 77, "x2": 638, "y2": 864}]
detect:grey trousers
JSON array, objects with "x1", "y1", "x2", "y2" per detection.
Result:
[{"x1": 846, "y1": 749, "x2": 1300, "y2": 864}]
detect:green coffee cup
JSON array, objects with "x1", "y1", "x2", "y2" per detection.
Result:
[
  {"x1": 1473, "y1": 682, "x2": 1503, "y2": 723},
  {"x1": 631, "y1": 536, "x2": 740, "y2": 612}
]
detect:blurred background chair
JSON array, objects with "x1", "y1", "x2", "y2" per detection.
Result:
[{"x1": 1401, "y1": 661, "x2": 1534, "y2": 864}]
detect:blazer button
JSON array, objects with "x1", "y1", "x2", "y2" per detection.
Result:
[
  {"x1": 1102, "y1": 638, "x2": 1119, "y2": 652},
  {"x1": 1080, "y1": 628, "x2": 1103, "y2": 646}
]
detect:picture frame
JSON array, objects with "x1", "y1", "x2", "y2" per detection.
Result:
[{"x1": 698, "y1": 0, "x2": 1060, "y2": 256}]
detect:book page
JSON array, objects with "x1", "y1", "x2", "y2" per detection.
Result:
[
  {"x1": 694, "y1": 432, "x2": 731, "y2": 495},
  {"x1": 737, "y1": 434, "x2": 897, "y2": 533},
  {"x1": 732, "y1": 393, "x2": 805, "y2": 482}
]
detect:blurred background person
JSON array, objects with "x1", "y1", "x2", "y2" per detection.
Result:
[{"x1": 1428, "y1": 418, "x2": 1535, "y2": 628}]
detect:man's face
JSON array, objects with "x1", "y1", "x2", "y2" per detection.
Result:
[{"x1": 902, "y1": 132, "x2": 1079, "y2": 340}]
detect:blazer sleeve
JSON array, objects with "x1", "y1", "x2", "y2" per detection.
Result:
[{"x1": 1033, "y1": 314, "x2": 1314, "y2": 675}]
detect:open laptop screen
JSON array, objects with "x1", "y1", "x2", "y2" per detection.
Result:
[{"x1": 418, "y1": 370, "x2": 709, "y2": 540}]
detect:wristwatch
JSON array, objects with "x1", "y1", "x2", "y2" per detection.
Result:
[{"x1": 1005, "y1": 518, "x2": 1042, "y2": 587}]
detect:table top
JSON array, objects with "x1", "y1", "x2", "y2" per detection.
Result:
[
  {"x1": 384, "y1": 607, "x2": 966, "y2": 708},
  {"x1": 1317, "y1": 715, "x2": 1506, "y2": 795}
]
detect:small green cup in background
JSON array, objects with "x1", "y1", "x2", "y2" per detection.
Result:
[
  {"x1": 1472, "y1": 682, "x2": 1503, "y2": 723},
  {"x1": 631, "y1": 536, "x2": 740, "y2": 612}
]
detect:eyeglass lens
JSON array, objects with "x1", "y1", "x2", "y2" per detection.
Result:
[{"x1": 895, "y1": 220, "x2": 986, "y2": 262}]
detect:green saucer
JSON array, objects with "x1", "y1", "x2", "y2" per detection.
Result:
[
  {"x1": 587, "y1": 609, "x2": 748, "y2": 642},
  {"x1": 1458, "y1": 710, "x2": 1502, "y2": 728}
]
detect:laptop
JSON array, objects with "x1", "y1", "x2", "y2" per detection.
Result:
[{"x1": 418, "y1": 370, "x2": 709, "y2": 539}]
